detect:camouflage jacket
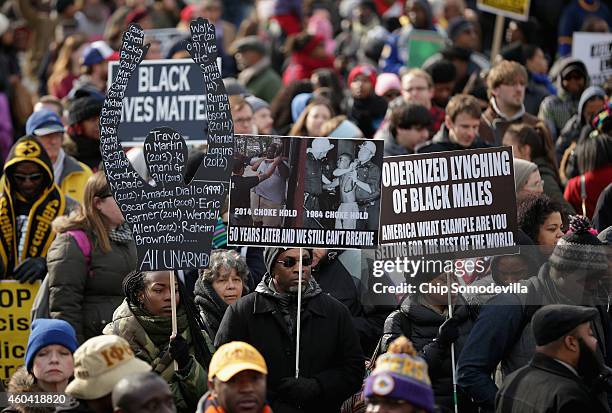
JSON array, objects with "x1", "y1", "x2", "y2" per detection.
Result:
[{"x1": 103, "y1": 300, "x2": 212, "y2": 412}]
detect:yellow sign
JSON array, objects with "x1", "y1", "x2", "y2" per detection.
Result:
[
  {"x1": 477, "y1": 0, "x2": 531, "y2": 22},
  {"x1": 0, "y1": 280, "x2": 40, "y2": 387}
]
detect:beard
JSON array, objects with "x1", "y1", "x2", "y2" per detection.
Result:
[{"x1": 576, "y1": 338, "x2": 604, "y2": 385}]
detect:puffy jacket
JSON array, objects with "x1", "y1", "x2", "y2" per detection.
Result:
[
  {"x1": 103, "y1": 300, "x2": 212, "y2": 413},
  {"x1": 47, "y1": 230, "x2": 137, "y2": 343},
  {"x1": 381, "y1": 295, "x2": 476, "y2": 413},
  {"x1": 59, "y1": 155, "x2": 93, "y2": 204}
]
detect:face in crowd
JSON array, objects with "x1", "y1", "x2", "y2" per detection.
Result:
[
  {"x1": 272, "y1": 249, "x2": 313, "y2": 294},
  {"x1": 138, "y1": 271, "x2": 180, "y2": 317},
  {"x1": 212, "y1": 267, "x2": 244, "y2": 306},
  {"x1": 446, "y1": 113, "x2": 480, "y2": 148},
  {"x1": 11, "y1": 161, "x2": 47, "y2": 201},
  {"x1": 305, "y1": 104, "x2": 332, "y2": 137},
  {"x1": 211, "y1": 370, "x2": 267, "y2": 413},
  {"x1": 32, "y1": 344, "x2": 74, "y2": 391}
]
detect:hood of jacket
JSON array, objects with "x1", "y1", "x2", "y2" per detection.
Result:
[
  {"x1": 550, "y1": 57, "x2": 589, "y2": 99},
  {"x1": 4, "y1": 136, "x2": 55, "y2": 191},
  {"x1": 578, "y1": 85, "x2": 606, "y2": 122}
]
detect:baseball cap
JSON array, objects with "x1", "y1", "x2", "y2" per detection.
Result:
[
  {"x1": 26, "y1": 109, "x2": 66, "y2": 136},
  {"x1": 208, "y1": 341, "x2": 267, "y2": 382},
  {"x1": 66, "y1": 335, "x2": 152, "y2": 400},
  {"x1": 82, "y1": 41, "x2": 118, "y2": 66}
]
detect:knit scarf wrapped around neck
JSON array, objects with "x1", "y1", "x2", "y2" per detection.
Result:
[{"x1": 129, "y1": 303, "x2": 189, "y2": 347}]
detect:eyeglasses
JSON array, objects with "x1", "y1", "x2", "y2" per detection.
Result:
[
  {"x1": 277, "y1": 256, "x2": 312, "y2": 268},
  {"x1": 13, "y1": 173, "x2": 43, "y2": 182}
]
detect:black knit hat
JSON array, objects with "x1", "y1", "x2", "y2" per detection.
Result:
[
  {"x1": 549, "y1": 216, "x2": 607, "y2": 272},
  {"x1": 68, "y1": 96, "x2": 103, "y2": 125}
]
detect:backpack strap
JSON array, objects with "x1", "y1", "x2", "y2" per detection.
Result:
[{"x1": 66, "y1": 230, "x2": 92, "y2": 275}]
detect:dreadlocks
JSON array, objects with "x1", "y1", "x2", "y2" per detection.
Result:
[{"x1": 121, "y1": 270, "x2": 213, "y2": 368}]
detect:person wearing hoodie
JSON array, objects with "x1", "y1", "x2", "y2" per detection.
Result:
[
  {"x1": 376, "y1": 99, "x2": 432, "y2": 156},
  {"x1": 381, "y1": 269, "x2": 477, "y2": 413},
  {"x1": 556, "y1": 85, "x2": 607, "y2": 171},
  {"x1": 538, "y1": 58, "x2": 589, "y2": 141},
  {"x1": 381, "y1": 0, "x2": 443, "y2": 74},
  {"x1": 418, "y1": 94, "x2": 490, "y2": 154},
  {"x1": 215, "y1": 247, "x2": 364, "y2": 413},
  {"x1": 503, "y1": 122, "x2": 575, "y2": 214},
  {"x1": 194, "y1": 250, "x2": 250, "y2": 339},
  {"x1": 0, "y1": 136, "x2": 78, "y2": 281},
  {"x1": 479, "y1": 60, "x2": 539, "y2": 146},
  {"x1": 104, "y1": 270, "x2": 214, "y2": 413},
  {"x1": 345, "y1": 65, "x2": 388, "y2": 138}
]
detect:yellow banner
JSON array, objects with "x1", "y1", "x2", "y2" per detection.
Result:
[{"x1": 0, "y1": 280, "x2": 40, "y2": 387}]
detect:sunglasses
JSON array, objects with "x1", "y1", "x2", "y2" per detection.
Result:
[
  {"x1": 277, "y1": 256, "x2": 312, "y2": 268},
  {"x1": 13, "y1": 173, "x2": 43, "y2": 182}
]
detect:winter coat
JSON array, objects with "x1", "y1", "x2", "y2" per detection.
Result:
[
  {"x1": 103, "y1": 300, "x2": 211, "y2": 413},
  {"x1": 457, "y1": 264, "x2": 611, "y2": 412},
  {"x1": 377, "y1": 124, "x2": 414, "y2": 156},
  {"x1": 495, "y1": 353, "x2": 609, "y2": 413},
  {"x1": 58, "y1": 155, "x2": 93, "y2": 204},
  {"x1": 215, "y1": 275, "x2": 365, "y2": 413},
  {"x1": 532, "y1": 157, "x2": 575, "y2": 214},
  {"x1": 416, "y1": 125, "x2": 491, "y2": 154},
  {"x1": 564, "y1": 164, "x2": 612, "y2": 219},
  {"x1": 479, "y1": 101, "x2": 539, "y2": 146},
  {"x1": 593, "y1": 183, "x2": 612, "y2": 232},
  {"x1": 524, "y1": 75, "x2": 553, "y2": 116},
  {"x1": 381, "y1": 295, "x2": 476, "y2": 413},
  {"x1": 347, "y1": 94, "x2": 388, "y2": 139},
  {"x1": 313, "y1": 251, "x2": 395, "y2": 355},
  {"x1": 47, "y1": 230, "x2": 137, "y2": 343},
  {"x1": 238, "y1": 58, "x2": 282, "y2": 104}
]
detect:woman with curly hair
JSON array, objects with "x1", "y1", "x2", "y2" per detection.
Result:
[
  {"x1": 193, "y1": 249, "x2": 250, "y2": 338},
  {"x1": 518, "y1": 194, "x2": 566, "y2": 257}
]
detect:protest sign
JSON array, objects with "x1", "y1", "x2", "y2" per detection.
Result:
[
  {"x1": 227, "y1": 135, "x2": 383, "y2": 249},
  {"x1": 108, "y1": 58, "x2": 207, "y2": 146},
  {"x1": 572, "y1": 32, "x2": 612, "y2": 87},
  {"x1": 379, "y1": 147, "x2": 518, "y2": 258},
  {"x1": 0, "y1": 281, "x2": 39, "y2": 387},
  {"x1": 407, "y1": 30, "x2": 446, "y2": 68},
  {"x1": 477, "y1": 0, "x2": 531, "y2": 21},
  {"x1": 101, "y1": 19, "x2": 232, "y2": 271}
]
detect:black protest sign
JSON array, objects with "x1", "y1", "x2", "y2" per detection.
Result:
[
  {"x1": 379, "y1": 147, "x2": 519, "y2": 258},
  {"x1": 100, "y1": 19, "x2": 233, "y2": 271},
  {"x1": 227, "y1": 135, "x2": 383, "y2": 249},
  {"x1": 108, "y1": 58, "x2": 206, "y2": 145}
]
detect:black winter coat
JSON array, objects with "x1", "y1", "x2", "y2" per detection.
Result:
[
  {"x1": 381, "y1": 295, "x2": 476, "y2": 413},
  {"x1": 495, "y1": 352, "x2": 609, "y2": 413},
  {"x1": 215, "y1": 277, "x2": 365, "y2": 413}
]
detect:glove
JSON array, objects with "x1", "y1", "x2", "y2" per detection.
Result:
[
  {"x1": 435, "y1": 316, "x2": 461, "y2": 345},
  {"x1": 14, "y1": 257, "x2": 47, "y2": 284},
  {"x1": 276, "y1": 377, "x2": 321, "y2": 404},
  {"x1": 168, "y1": 335, "x2": 191, "y2": 370}
]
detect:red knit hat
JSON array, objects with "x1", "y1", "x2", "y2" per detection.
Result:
[{"x1": 348, "y1": 65, "x2": 377, "y2": 88}]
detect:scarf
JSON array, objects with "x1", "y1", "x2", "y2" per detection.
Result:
[
  {"x1": 200, "y1": 392, "x2": 272, "y2": 413},
  {"x1": 193, "y1": 278, "x2": 228, "y2": 336},
  {"x1": 0, "y1": 137, "x2": 66, "y2": 277},
  {"x1": 256, "y1": 273, "x2": 322, "y2": 337},
  {"x1": 130, "y1": 303, "x2": 189, "y2": 348},
  {"x1": 531, "y1": 72, "x2": 557, "y2": 95},
  {"x1": 109, "y1": 222, "x2": 133, "y2": 244}
]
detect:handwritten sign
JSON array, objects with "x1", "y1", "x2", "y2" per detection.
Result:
[
  {"x1": 379, "y1": 147, "x2": 519, "y2": 258},
  {"x1": 100, "y1": 19, "x2": 233, "y2": 271}
]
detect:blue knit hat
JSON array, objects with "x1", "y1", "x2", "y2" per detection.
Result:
[{"x1": 25, "y1": 319, "x2": 78, "y2": 372}]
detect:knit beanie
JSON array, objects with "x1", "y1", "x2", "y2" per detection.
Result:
[
  {"x1": 513, "y1": 159, "x2": 538, "y2": 192},
  {"x1": 549, "y1": 216, "x2": 608, "y2": 272},
  {"x1": 25, "y1": 319, "x2": 78, "y2": 372},
  {"x1": 348, "y1": 65, "x2": 377, "y2": 89},
  {"x1": 375, "y1": 73, "x2": 401, "y2": 97},
  {"x1": 68, "y1": 96, "x2": 103, "y2": 125},
  {"x1": 364, "y1": 336, "x2": 435, "y2": 412},
  {"x1": 264, "y1": 247, "x2": 290, "y2": 275}
]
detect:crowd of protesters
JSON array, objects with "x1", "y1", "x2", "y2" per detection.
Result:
[{"x1": 0, "y1": 0, "x2": 612, "y2": 412}]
